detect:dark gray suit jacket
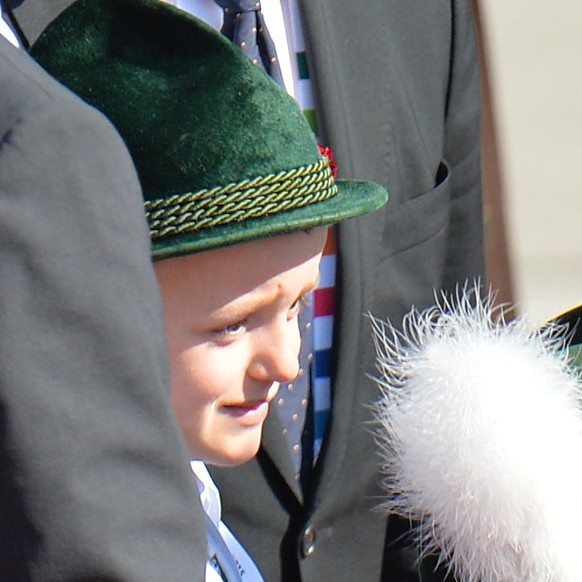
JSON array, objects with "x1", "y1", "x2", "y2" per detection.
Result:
[
  {"x1": 211, "y1": 1, "x2": 483, "y2": 580},
  {"x1": 0, "y1": 26, "x2": 206, "y2": 582}
]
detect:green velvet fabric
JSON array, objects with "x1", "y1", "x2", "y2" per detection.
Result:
[
  {"x1": 152, "y1": 178, "x2": 386, "y2": 258},
  {"x1": 30, "y1": 0, "x2": 388, "y2": 258}
]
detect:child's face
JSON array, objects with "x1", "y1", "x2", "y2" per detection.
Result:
[{"x1": 155, "y1": 228, "x2": 327, "y2": 466}]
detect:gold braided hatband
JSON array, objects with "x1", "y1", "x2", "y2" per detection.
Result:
[{"x1": 145, "y1": 158, "x2": 337, "y2": 240}]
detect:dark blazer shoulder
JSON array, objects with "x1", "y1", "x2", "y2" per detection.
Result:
[
  {"x1": 0, "y1": 36, "x2": 207, "y2": 581},
  {"x1": 1, "y1": 35, "x2": 99, "y2": 127}
]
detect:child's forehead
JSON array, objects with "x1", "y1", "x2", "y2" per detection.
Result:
[
  {"x1": 205, "y1": 230, "x2": 317, "y2": 256},
  {"x1": 159, "y1": 229, "x2": 326, "y2": 275},
  {"x1": 155, "y1": 229, "x2": 326, "y2": 311}
]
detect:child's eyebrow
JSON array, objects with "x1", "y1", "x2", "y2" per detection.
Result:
[
  {"x1": 209, "y1": 273, "x2": 320, "y2": 324},
  {"x1": 207, "y1": 285, "x2": 282, "y2": 324}
]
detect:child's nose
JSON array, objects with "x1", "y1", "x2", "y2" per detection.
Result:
[{"x1": 251, "y1": 320, "x2": 301, "y2": 383}]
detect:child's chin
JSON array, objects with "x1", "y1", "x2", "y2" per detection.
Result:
[{"x1": 210, "y1": 436, "x2": 262, "y2": 467}]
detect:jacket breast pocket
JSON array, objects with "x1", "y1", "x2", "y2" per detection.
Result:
[{"x1": 372, "y1": 160, "x2": 451, "y2": 323}]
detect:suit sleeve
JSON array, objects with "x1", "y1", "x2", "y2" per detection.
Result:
[
  {"x1": 442, "y1": 0, "x2": 485, "y2": 288},
  {"x1": 0, "y1": 89, "x2": 206, "y2": 580}
]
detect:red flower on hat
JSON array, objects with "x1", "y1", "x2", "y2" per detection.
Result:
[{"x1": 318, "y1": 145, "x2": 338, "y2": 178}]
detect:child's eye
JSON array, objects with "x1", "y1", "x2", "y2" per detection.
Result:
[{"x1": 213, "y1": 320, "x2": 247, "y2": 339}]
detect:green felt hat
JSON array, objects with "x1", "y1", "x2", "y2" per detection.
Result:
[{"x1": 30, "y1": 0, "x2": 388, "y2": 260}]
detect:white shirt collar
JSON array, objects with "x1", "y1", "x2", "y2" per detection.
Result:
[
  {"x1": 191, "y1": 459, "x2": 222, "y2": 526},
  {"x1": 0, "y1": 6, "x2": 20, "y2": 47}
]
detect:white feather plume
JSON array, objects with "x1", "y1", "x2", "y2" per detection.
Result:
[{"x1": 372, "y1": 283, "x2": 582, "y2": 582}]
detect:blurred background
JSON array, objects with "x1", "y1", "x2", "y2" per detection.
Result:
[{"x1": 475, "y1": 0, "x2": 582, "y2": 324}]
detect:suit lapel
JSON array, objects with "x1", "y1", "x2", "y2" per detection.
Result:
[
  {"x1": 307, "y1": 218, "x2": 370, "y2": 499},
  {"x1": 296, "y1": 0, "x2": 396, "y2": 189},
  {"x1": 296, "y1": 0, "x2": 353, "y2": 170},
  {"x1": 295, "y1": 0, "x2": 386, "y2": 501}
]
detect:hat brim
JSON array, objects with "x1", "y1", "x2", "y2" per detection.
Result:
[{"x1": 151, "y1": 179, "x2": 388, "y2": 260}]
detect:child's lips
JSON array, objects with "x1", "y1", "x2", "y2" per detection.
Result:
[
  {"x1": 222, "y1": 400, "x2": 270, "y2": 425},
  {"x1": 224, "y1": 400, "x2": 266, "y2": 414},
  {"x1": 222, "y1": 384, "x2": 279, "y2": 425}
]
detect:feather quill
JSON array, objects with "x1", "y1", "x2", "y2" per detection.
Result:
[{"x1": 372, "y1": 284, "x2": 582, "y2": 582}]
